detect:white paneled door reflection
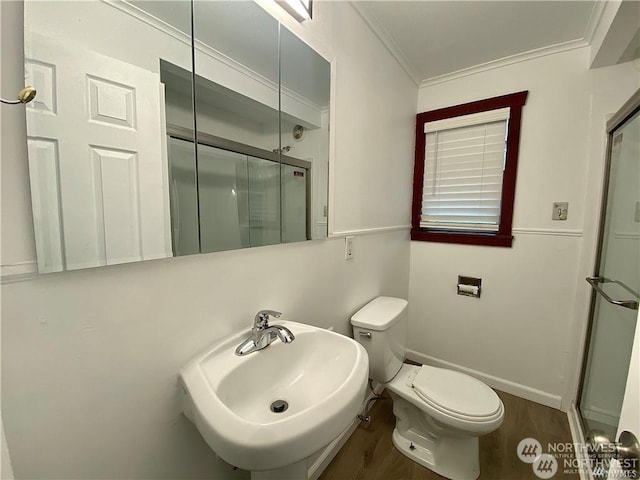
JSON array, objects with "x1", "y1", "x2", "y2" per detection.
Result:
[{"x1": 25, "y1": 34, "x2": 171, "y2": 272}]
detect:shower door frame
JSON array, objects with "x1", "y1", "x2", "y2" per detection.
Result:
[
  {"x1": 166, "y1": 124, "x2": 313, "y2": 244},
  {"x1": 576, "y1": 88, "x2": 640, "y2": 445}
]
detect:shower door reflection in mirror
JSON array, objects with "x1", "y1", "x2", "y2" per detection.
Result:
[
  {"x1": 187, "y1": 0, "x2": 282, "y2": 254},
  {"x1": 168, "y1": 130, "x2": 311, "y2": 254},
  {"x1": 185, "y1": 1, "x2": 330, "y2": 255}
]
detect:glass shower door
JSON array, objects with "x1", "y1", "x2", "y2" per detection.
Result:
[
  {"x1": 168, "y1": 137, "x2": 200, "y2": 256},
  {"x1": 579, "y1": 108, "x2": 640, "y2": 445},
  {"x1": 281, "y1": 164, "x2": 309, "y2": 244},
  {"x1": 197, "y1": 145, "x2": 250, "y2": 253},
  {"x1": 247, "y1": 157, "x2": 281, "y2": 248}
]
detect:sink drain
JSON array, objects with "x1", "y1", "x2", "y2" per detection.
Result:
[{"x1": 270, "y1": 399, "x2": 288, "y2": 413}]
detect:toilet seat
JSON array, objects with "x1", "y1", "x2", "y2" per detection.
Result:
[{"x1": 410, "y1": 365, "x2": 502, "y2": 422}]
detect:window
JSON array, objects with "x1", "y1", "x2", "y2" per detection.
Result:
[{"x1": 411, "y1": 91, "x2": 528, "y2": 247}]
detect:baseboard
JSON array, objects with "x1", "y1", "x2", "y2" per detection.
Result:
[
  {"x1": 307, "y1": 386, "x2": 381, "y2": 480},
  {"x1": 567, "y1": 405, "x2": 594, "y2": 480},
  {"x1": 406, "y1": 350, "x2": 563, "y2": 410}
]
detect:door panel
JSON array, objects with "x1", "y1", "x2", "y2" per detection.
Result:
[
  {"x1": 198, "y1": 145, "x2": 250, "y2": 253},
  {"x1": 168, "y1": 137, "x2": 200, "y2": 257},
  {"x1": 608, "y1": 310, "x2": 640, "y2": 479},
  {"x1": 281, "y1": 164, "x2": 308, "y2": 244},
  {"x1": 25, "y1": 35, "x2": 171, "y2": 271},
  {"x1": 248, "y1": 157, "x2": 281, "y2": 248},
  {"x1": 580, "y1": 106, "x2": 640, "y2": 453}
]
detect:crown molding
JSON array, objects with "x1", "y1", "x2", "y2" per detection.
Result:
[
  {"x1": 102, "y1": 0, "x2": 191, "y2": 47},
  {"x1": 103, "y1": 1, "x2": 324, "y2": 123},
  {"x1": 350, "y1": 0, "x2": 601, "y2": 90},
  {"x1": 105, "y1": 1, "x2": 275, "y2": 93},
  {"x1": 419, "y1": 38, "x2": 589, "y2": 89},
  {"x1": 349, "y1": 2, "x2": 421, "y2": 87},
  {"x1": 583, "y1": 0, "x2": 608, "y2": 45}
]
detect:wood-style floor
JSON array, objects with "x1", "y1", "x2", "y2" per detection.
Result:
[{"x1": 319, "y1": 390, "x2": 579, "y2": 480}]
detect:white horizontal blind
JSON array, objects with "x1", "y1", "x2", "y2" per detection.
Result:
[{"x1": 421, "y1": 118, "x2": 508, "y2": 231}]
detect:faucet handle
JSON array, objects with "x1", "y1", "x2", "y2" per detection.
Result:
[
  {"x1": 274, "y1": 325, "x2": 295, "y2": 343},
  {"x1": 254, "y1": 310, "x2": 282, "y2": 328}
]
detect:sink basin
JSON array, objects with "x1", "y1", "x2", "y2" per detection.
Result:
[{"x1": 179, "y1": 320, "x2": 369, "y2": 472}]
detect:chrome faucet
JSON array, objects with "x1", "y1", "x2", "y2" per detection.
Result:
[{"x1": 235, "y1": 310, "x2": 295, "y2": 356}]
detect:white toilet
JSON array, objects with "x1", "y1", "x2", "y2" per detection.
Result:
[{"x1": 351, "y1": 296, "x2": 504, "y2": 480}]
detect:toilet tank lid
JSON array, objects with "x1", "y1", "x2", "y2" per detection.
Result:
[{"x1": 351, "y1": 296, "x2": 408, "y2": 331}]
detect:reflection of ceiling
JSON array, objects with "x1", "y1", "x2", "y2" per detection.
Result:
[
  {"x1": 281, "y1": 28, "x2": 330, "y2": 108},
  {"x1": 353, "y1": 1, "x2": 598, "y2": 83},
  {"x1": 131, "y1": 0, "x2": 279, "y2": 82},
  {"x1": 161, "y1": 61, "x2": 280, "y2": 127},
  {"x1": 129, "y1": 0, "x2": 329, "y2": 109},
  {"x1": 192, "y1": 1, "x2": 280, "y2": 85},
  {"x1": 129, "y1": 1, "x2": 192, "y2": 37}
]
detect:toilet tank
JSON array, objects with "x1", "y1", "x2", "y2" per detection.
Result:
[{"x1": 351, "y1": 297, "x2": 408, "y2": 383}]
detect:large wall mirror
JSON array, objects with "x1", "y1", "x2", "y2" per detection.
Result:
[{"x1": 24, "y1": 0, "x2": 330, "y2": 273}]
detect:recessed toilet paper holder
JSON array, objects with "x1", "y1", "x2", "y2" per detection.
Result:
[{"x1": 457, "y1": 276, "x2": 481, "y2": 298}]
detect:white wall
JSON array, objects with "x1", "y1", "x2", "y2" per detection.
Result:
[
  {"x1": 409, "y1": 48, "x2": 640, "y2": 409},
  {"x1": 0, "y1": 2, "x2": 417, "y2": 479},
  {"x1": 1, "y1": 233, "x2": 410, "y2": 480},
  {"x1": 1, "y1": 419, "x2": 14, "y2": 480}
]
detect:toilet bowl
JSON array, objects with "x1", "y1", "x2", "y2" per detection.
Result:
[{"x1": 351, "y1": 296, "x2": 504, "y2": 480}]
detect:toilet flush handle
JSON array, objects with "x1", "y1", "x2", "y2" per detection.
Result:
[{"x1": 358, "y1": 331, "x2": 372, "y2": 339}]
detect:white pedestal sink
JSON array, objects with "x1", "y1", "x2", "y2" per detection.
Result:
[
  {"x1": 249, "y1": 459, "x2": 307, "y2": 480},
  {"x1": 179, "y1": 320, "x2": 369, "y2": 479}
]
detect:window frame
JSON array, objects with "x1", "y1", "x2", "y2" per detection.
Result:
[{"x1": 411, "y1": 91, "x2": 528, "y2": 247}]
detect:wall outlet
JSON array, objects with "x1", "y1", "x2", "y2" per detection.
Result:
[
  {"x1": 635, "y1": 201, "x2": 640, "y2": 223},
  {"x1": 345, "y1": 236, "x2": 354, "y2": 260},
  {"x1": 552, "y1": 202, "x2": 568, "y2": 220}
]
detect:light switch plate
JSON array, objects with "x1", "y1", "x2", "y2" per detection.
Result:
[
  {"x1": 345, "y1": 236, "x2": 354, "y2": 260},
  {"x1": 552, "y1": 202, "x2": 568, "y2": 221}
]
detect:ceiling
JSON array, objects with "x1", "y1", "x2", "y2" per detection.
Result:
[{"x1": 352, "y1": 1, "x2": 599, "y2": 84}]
